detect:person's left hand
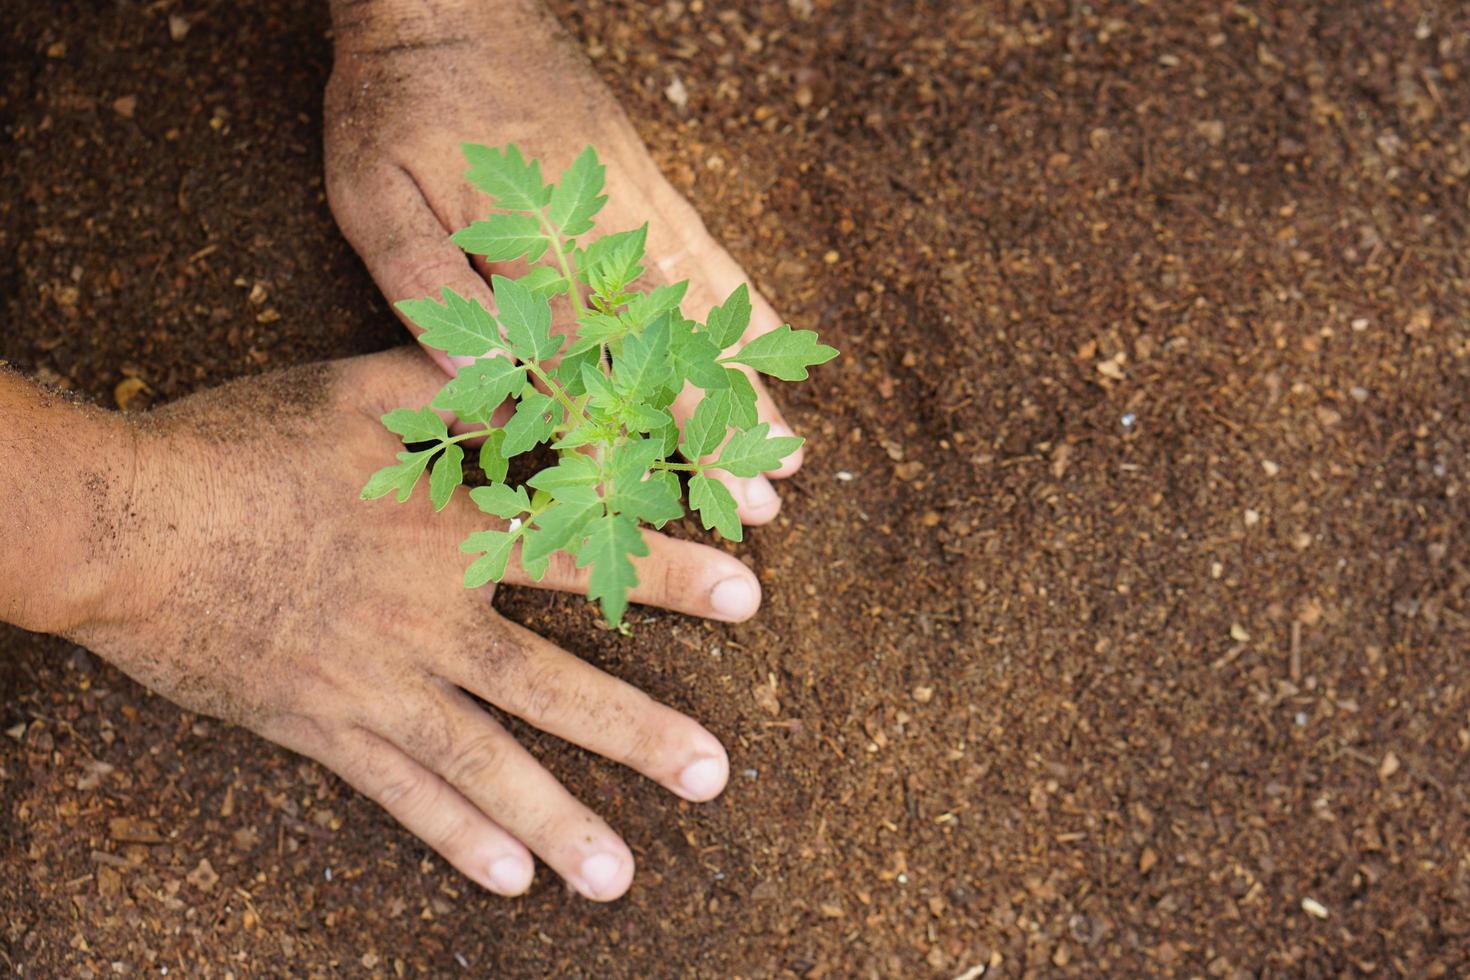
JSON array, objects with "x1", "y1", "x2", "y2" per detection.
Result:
[{"x1": 324, "y1": 0, "x2": 806, "y2": 526}]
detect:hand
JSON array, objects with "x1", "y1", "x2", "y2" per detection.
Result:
[
  {"x1": 324, "y1": 0, "x2": 804, "y2": 526},
  {"x1": 67, "y1": 348, "x2": 760, "y2": 900}
]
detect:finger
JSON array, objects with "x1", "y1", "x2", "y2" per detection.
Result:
[
  {"x1": 435, "y1": 616, "x2": 730, "y2": 806},
  {"x1": 394, "y1": 686, "x2": 638, "y2": 902},
  {"x1": 298, "y1": 724, "x2": 535, "y2": 896},
  {"x1": 499, "y1": 526, "x2": 761, "y2": 623},
  {"x1": 333, "y1": 164, "x2": 498, "y2": 378}
]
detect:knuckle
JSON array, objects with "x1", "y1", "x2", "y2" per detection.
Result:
[
  {"x1": 443, "y1": 731, "x2": 508, "y2": 788},
  {"x1": 544, "y1": 548, "x2": 582, "y2": 588},
  {"x1": 375, "y1": 767, "x2": 433, "y2": 813},
  {"x1": 381, "y1": 248, "x2": 472, "y2": 301},
  {"x1": 514, "y1": 663, "x2": 564, "y2": 721}
]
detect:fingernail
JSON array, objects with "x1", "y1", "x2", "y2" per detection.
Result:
[
  {"x1": 710, "y1": 576, "x2": 758, "y2": 620},
  {"x1": 488, "y1": 856, "x2": 532, "y2": 895},
  {"x1": 678, "y1": 756, "x2": 728, "y2": 800},
  {"x1": 768, "y1": 422, "x2": 796, "y2": 439},
  {"x1": 578, "y1": 853, "x2": 624, "y2": 900},
  {"x1": 744, "y1": 476, "x2": 778, "y2": 510}
]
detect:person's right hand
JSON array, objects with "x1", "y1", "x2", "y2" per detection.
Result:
[{"x1": 65, "y1": 348, "x2": 758, "y2": 901}]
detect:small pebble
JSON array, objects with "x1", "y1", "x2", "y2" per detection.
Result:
[
  {"x1": 1301, "y1": 897, "x2": 1329, "y2": 919},
  {"x1": 1120, "y1": 412, "x2": 1136, "y2": 428},
  {"x1": 742, "y1": 768, "x2": 759, "y2": 779},
  {"x1": 836, "y1": 471, "x2": 854, "y2": 481},
  {"x1": 1261, "y1": 459, "x2": 1279, "y2": 476}
]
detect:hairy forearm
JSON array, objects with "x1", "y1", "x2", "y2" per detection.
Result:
[{"x1": 0, "y1": 368, "x2": 135, "y2": 634}]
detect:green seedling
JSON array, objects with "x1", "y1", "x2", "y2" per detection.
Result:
[{"x1": 362, "y1": 144, "x2": 837, "y2": 627}]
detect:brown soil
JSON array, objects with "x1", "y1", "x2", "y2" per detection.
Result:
[{"x1": 4, "y1": 0, "x2": 1469, "y2": 976}]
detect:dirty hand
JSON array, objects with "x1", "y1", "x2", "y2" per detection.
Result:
[
  {"x1": 59, "y1": 349, "x2": 756, "y2": 900},
  {"x1": 324, "y1": 0, "x2": 804, "y2": 525}
]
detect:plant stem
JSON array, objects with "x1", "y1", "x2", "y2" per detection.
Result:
[
  {"x1": 538, "y1": 213, "x2": 587, "y2": 321},
  {"x1": 522, "y1": 359, "x2": 592, "y2": 432},
  {"x1": 652, "y1": 460, "x2": 703, "y2": 473},
  {"x1": 444, "y1": 428, "x2": 495, "y2": 445}
]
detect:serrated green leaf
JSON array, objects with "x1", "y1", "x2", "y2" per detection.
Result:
[
  {"x1": 428, "y1": 444, "x2": 465, "y2": 511},
  {"x1": 477, "y1": 429, "x2": 509, "y2": 484},
  {"x1": 705, "y1": 283, "x2": 752, "y2": 350},
  {"x1": 555, "y1": 345, "x2": 603, "y2": 396},
  {"x1": 610, "y1": 438, "x2": 665, "y2": 484},
  {"x1": 398, "y1": 288, "x2": 503, "y2": 358},
  {"x1": 519, "y1": 265, "x2": 568, "y2": 299},
  {"x1": 649, "y1": 418, "x2": 681, "y2": 456},
  {"x1": 581, "y1": 224, "x2": 647, "y2": 297},
  {"x1": 469, "y1": 483, "x2": 531, "y2": 519},
  {"x1": 381, "y1": 407, "x2": 448, "y2": 444},
  {"x1": 431, "y1": 358, "x2": 526, "y2": 423},
  {"x1": 502, "y1": 390, "x2": 557, "y2": 456},
  {"x1": 699, "y1": 368, "x2": 759, "y2": 431},
  {"x1": 451, "y1": 213, "x2": 549, "y2": 263},
  {"x1": 566, "y1": 310, "x2": 628, "y2": 356},
  {"x1": 526, "y1": 453, "x2": 600, "y2": 497},
  {"x1": 492, "y1": 274, "x2": 561, "y2": 363},
  {"x1": 612, "y1": 314, "x2": 672, "y2": 402},
  {"x1": 611, "y1": 472, "x2": 683, "y2": 528},
  {"x1": 625, "y1": 402, "x2": 672, "y2": 433},
  {"x1": 361, "y1": 448, "x2": 436, "y2": 503},
  {"x1": 463, "y1": 143, "x2": 551, "y2": 211},
  {"x1": 551, "y1": 422, "x2": 601, "y2": 450},
  {"x1": 681, "y1": 394, "x2": 730, "y2": 459},
  {"x1": 521, "y1": 487, "x2": 602, "y2": 566},
  {"x1": 713, "y1": 422, "x2": 804, "y2": 477},
  {"x1": 547, "y1": 146, "x2": 607, "y2": 238},
  {"x1": 461, "y1": 528, "x2": 519, "y2": 588},
  {"x1": 580, "y1": 362, "x2": 622, "y2": 416},
  {"x1": 689, "y1": 472, "x2": 742, "y2": 542},
  {"x1": 726, "y1": 324, "x2": 838, "y2": 381},
  {"x1": 670, "y1": 316, "x2": 729, "y2": 392},
  {"x1": 624, "y1": 282, "x2": 688, "y2": 330},
  {"x1": 576, "y1": 513, "x2": 647, "y2": 627}
]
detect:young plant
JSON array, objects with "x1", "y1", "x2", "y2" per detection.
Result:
[{"x1": 361, "y1": 144, "x2": 837, "y2": 628}]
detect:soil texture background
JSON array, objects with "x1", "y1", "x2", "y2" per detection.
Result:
[{"x1": 3, "y1": 0, "x2": 1469, "y2": 976}]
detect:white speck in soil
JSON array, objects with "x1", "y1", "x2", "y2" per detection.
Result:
[
  {"x1": 324, "y1": 867, "x2": 332, "y2": 881},
  {"x1": 836, "y1": 470, "x2": 854, "y2": 481},
  {"x1": 454, "y1": 952, "x2": 470, "y2": 968},
  {"x1": 1294, "y1": 712, "x2": 1308, "y2": 726},
  {"x1": 897, "y1": 873, "x2": 909, "y2": 885},
  {"x1": 1120, "y1": 413, "x2": 1137, "y2": 429},
  {"x1": 742, "y1": 768, "x2": 758, "y2": 779}
]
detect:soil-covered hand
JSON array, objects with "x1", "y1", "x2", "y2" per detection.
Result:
[
  {"x1": 68, "y1": 348, "x2": 757, "y2": 901},
  {"x1": 324, "y1": 0, "x2": 804, "y2": 526}
]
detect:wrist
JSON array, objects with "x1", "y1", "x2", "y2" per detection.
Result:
[{"x1": 0, "y1": 374, "x2": 142, "y2": 635}]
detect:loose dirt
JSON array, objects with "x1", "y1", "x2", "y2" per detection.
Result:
[{"x1": 3, "y1": 0, "x2": 1468, "y2": 975}]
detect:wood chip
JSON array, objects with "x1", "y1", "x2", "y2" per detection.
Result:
[{"x1": 108, "y1": 816, "x2": 164, "y2": 844}]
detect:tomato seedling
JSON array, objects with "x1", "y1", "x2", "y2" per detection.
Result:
[{"x1": 363, "y1": 144, "x2": 837, "y2": 627}]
